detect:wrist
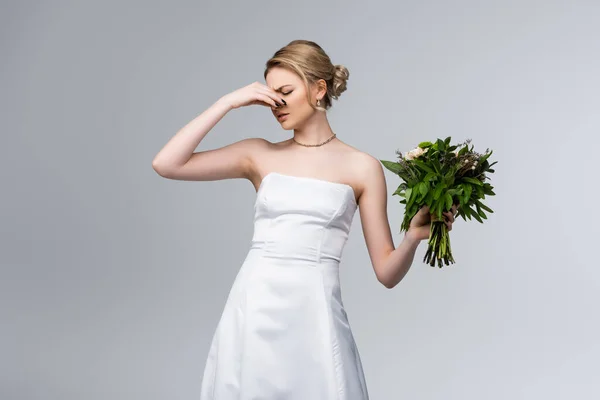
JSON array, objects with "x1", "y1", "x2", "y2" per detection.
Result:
[
  {"x1": 216, "y1": 95, "x2": 234, "y2": 112},
  {"x1": 404, "y1": 229, "x2": 422, "y2": 246}
]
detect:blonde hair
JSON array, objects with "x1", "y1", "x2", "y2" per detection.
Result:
[{"x1": 263, "y1": 40, "x2": 350, "y2": 111}]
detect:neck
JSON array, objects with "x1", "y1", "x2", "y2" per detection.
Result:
[{"x1": 292, "y1": 113, "x2": 335, "y2": 145}]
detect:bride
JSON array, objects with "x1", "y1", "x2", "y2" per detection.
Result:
[{"x1": 152, "y1": 39, "x2": 457, "y2": 400}]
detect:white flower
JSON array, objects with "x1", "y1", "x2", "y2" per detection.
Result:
[{"x1": 404, "y1": 146, "x2": 428, "y2": 160}]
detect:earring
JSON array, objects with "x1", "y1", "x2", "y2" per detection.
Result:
[{"x1": 317, "y1": 99, "x2": 321, "y2": 107}]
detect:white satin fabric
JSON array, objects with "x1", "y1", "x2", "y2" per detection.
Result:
[{"x1": 200, "y1": 172, "x2": 369, "y2": 400}]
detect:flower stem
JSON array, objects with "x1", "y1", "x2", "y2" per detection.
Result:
[{"x1": 423, "y1": 221, "x2": 456, "y2": 267}]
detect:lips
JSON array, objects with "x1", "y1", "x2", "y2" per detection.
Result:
[{"x1": 277, "y1": 113, "x2": 289, "y2": 119}]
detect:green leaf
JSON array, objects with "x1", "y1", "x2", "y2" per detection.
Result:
[
  {"x1": 474, "y1": 199, "x2": 494, "y2": 213},
  {"x1": 445, "y1": 192, "x2": 453, "y2": 211},
  {"x1": 436, "y1": 138, "x2": 445, "y2": 152},
  {"x1": 380, "y1": 159, "x2": 402, "y2": 174},
  {"x1": 433, "y1": 183, "x2": 444, "y2": 200},
  {"x1": 431, "y1": 157, "x2": 442, "y2": 174},
  {"x1": 470, "y1": 206, "x2": 483, "y2": 223},
  {"x1": 463, "y1": 177, "x2": 483, "y2": 186},
  {"x1": 463, "y1": 207, "x2": 472, "y2": 220},
  {"x1": 425, "y1": 190, "x2": 434, "y2": 206},
  {"x1": 412, "y1": 159, "x2": 435, "y2": 174},
  {"x1": 423, "y1": 172, "x2": 437, "y2": 183},
  {"x1": 464, "y1": 184, "x2": 472, "y2": 199},
  {"x1": 479, "y1": 149, "x2": 493, "y2": 164},
  {"x1": 476, "y1": 185, "x2": 484, "y2": 197},
  {"x1": 407, "y1": 186, "x2": 418, "y2": 209},
  {"x1": 475, "y1": 203, "x2": 488, "y2": 219},
  {"x1": 404, "y1": 187, "x2": 412, "y2": 202},
  {"x1": 419, "y1": 141, "x2": 433, "y2": 148}
]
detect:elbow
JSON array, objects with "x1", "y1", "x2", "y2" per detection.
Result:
[
  {"x1": 152, "y1": 163, "x2": 166, "y2": 177},
  {"x1": 381, "y1": 280, "x2": 396, "y2": 289},
  {"x1": 376, "y1": 261, "x2": 396, "y2": 289},
  {"x1": 378, "y1": 273, "x2": 396, "y2": 289},
  {"x1": 152, "y1": 159, "x2": 171, "y2": 178}
]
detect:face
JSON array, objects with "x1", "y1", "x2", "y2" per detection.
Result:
[{"x1": 265, "y1": 67, "x2": 325, "y2": 129}]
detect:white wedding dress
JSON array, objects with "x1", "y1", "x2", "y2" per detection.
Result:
[{"x1": 199, "y1": 172, "x2": 369, "y2": 399}]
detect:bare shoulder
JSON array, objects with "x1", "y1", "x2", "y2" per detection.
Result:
[
  {"x1": 240, "y1": 137, "x2": 272, "y2": 163},
  {"x1": 351, "y1": 150, "x2": 386, "y2": 202},
  {"x1": 247, "y1": 136, "x2": 274, "y2": 163},
  {"x1": 246, "y1": 136, "x2": 299, "y2": 164},
  {"x1": 355, "y1": 151, "x2": 385, "y2": 177},
  {"x1": 243, "y1": 136, "x2": 271, "y2": 149}
]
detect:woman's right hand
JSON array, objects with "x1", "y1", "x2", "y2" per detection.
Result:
[{"x1": 221, "y1": 81, "x2": 286, "y2": 110}]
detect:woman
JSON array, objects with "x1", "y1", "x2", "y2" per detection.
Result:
[{"x1": 152, "y1": 40, "x2": 457, "y2": 400}]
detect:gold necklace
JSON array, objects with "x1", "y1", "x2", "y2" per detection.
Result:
[{"x1": 293, "y1": 132, "x2": 336, "y2": 147}]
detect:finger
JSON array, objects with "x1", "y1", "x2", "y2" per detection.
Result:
[
  {"x1": 257, "y1": 87, "x2": 285, "y2": 107},
  {"x1": 444, "y1": 212, "x2": 454, "y2": 223},
  {"x1": 262, "y1": 92, "x2": 283, "y2": 108},
  {"x1": 256, "y1": 93, "x2": 279, "y2": 108},
  {"x1": 451, "y1": 205, "x2": 458, "y2": 217},
  {"x1": 254, "y1": 87, "x2": 280, "y2": 106},
  {"x1": 264, "y1": 86, "x2": 287, "y2": 105}
]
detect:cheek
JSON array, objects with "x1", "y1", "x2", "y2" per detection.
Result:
[
  {"x1": 288, "y1": 93, "x2": 310, "y2": 114},
  {"x1": 287, "y1": 91, "x2": 305, "y2": 108}
]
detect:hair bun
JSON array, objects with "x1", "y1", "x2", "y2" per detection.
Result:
[{"x1": 332, "y1": 64, "x2": 349, "y2": 98}]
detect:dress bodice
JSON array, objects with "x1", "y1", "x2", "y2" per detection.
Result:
[{"x1": 251, "y1": 172, "x2": 358, "y2": 264}]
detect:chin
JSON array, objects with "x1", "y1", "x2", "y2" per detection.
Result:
[{"x1": 280, "y1": 120, "x2": 294, "y2": 129}]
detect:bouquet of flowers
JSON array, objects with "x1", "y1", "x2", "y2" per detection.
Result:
[{"x1": 380, "y1": 137, "x2": 497, "y2": 268}]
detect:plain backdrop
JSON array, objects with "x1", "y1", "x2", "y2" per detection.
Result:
[{"x1": 2, "y1": 1, "x2": 599, "y2": 399}]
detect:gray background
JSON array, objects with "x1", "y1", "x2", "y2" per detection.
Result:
[{"x1": 2, "y1": 1, "x2": 599, "y2": 399}]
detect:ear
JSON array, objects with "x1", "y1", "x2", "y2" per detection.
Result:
[{"x1": 312, "y1": 79, "x2": 327, "y2": 99}]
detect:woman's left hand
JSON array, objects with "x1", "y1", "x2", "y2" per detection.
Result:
[{"x1": 407, "y1": 204, "x2": 459, "y2": 242}]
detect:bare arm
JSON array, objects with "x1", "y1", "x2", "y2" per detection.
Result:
[
  {"x1": 151, "y1": 97, "x2": 253, "y2": 181},
  {"x1": 152, "y1": 82, "x2": 284, "y2": 181},
  {"x1": 357, "y1": 154, "x2": 423, "y2": 289}
]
